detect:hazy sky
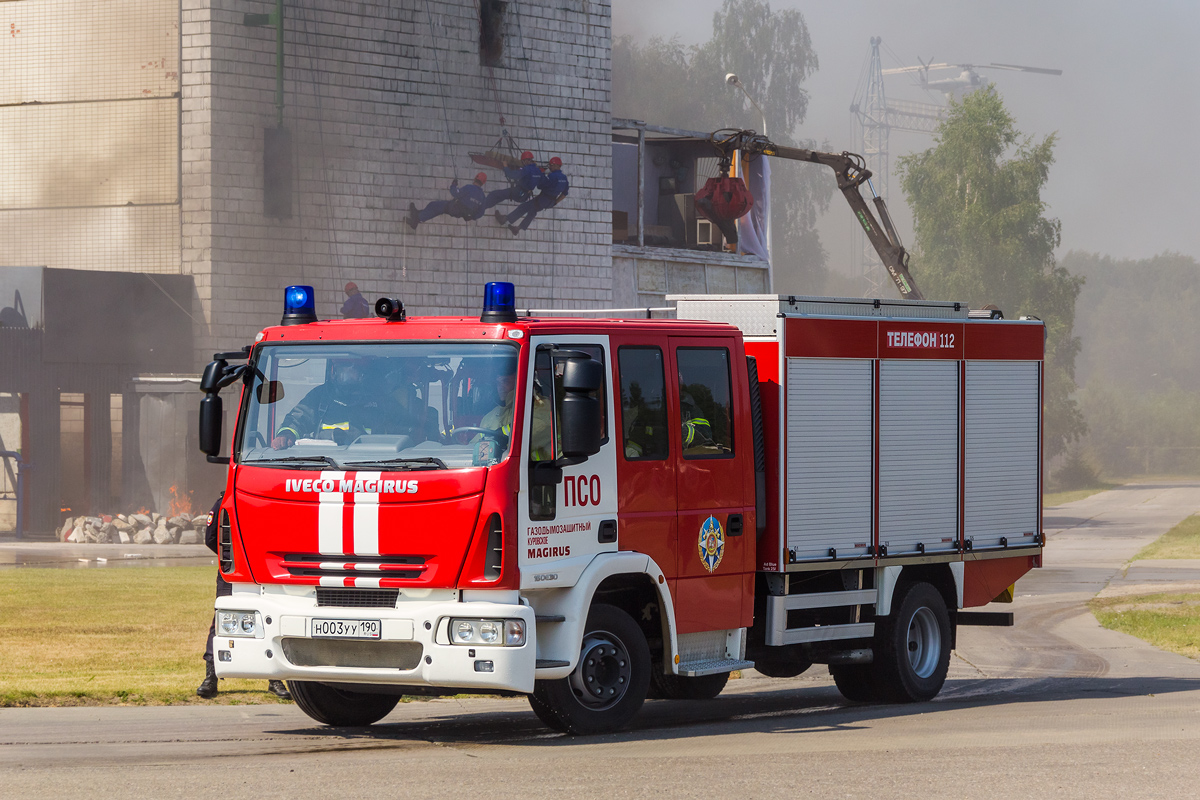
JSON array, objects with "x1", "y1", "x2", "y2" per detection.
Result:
[{"x1": 613, "y1": 0, "x2": 1198, "y2": 273}]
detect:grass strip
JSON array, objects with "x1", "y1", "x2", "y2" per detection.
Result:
[
  {"x1": 0, "y1": 566, "x2": 290, "y2": 707},
  {"x1": 1090, "y1": 591, "x2": 1200, "y2": 662},
  {"x1": 1133, "y1": 514, "x2": 1200, "y2": 561}
]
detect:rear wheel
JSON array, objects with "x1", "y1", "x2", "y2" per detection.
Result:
[
  {"x1": 874, "y1": 581, "x2": 951, "y2": 702},
  {"x1": 288, "y1": 681, "x2": 400, "y2": 726},
  {"x1": 650, "y1": 669, "x2": 729, "y2": 700},
  {"x1": 529, "y1": 603, "x2": 650, "y2": 734}
]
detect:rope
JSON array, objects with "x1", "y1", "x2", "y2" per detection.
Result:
[
  {"x1": 422, "y1": 0, "x2": 459, "y2": 179},
  {"x1": 296, "y1": 2, "x2": 345, "y2": 284},
  {"x1": 509, "y1": 2, "x2": 544, "y2": 155}
]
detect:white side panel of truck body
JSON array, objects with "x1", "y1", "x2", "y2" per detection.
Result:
[
  {"x1": 965, "y1": 360, "x2": 1040, "y2": 548},
  {"x1": 785, "y1": 358, "x2": 874, "y2": 560},
  {"x1": 878, "y1": 360, "x2": 959, "y2": 554}
]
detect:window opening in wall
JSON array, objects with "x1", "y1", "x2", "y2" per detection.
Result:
[
  {"x1": 479, "y1": 0, "x2": 507, "y2": 68},
  {"x1": 59, "y1": 393, "x2": 90, "y2": 517},
  {"x1": 110, "y1": 394, "x2": 123, "y2": 503},
  {"x1": 0, "y1": 393, "x2": 20, "y2": 532}
]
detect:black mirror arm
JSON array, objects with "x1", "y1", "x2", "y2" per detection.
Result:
[{"x1": 217, "y1": 363, "x2": 252, "y2": 391}]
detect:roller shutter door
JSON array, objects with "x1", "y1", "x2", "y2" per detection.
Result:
[
  {"x1": 965, "y1": 361, "x2": 1040, "y2": 548},
  {"x1": 879, "y1": 360, "x2": 959, "y2": 553},
  {"x1": 785, "y1": 359, "x2": 873, "y2": 560}
]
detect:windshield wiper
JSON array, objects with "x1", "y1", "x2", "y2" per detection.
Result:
[
  {"x1": 247, "y1": 455, "x2": 343, "y2": 469},
  {"x1": 342, "y1": 456, "x2": 448, "y2": 470}
]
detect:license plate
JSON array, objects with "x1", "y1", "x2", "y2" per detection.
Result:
[{"x1": 311, "y1": 618, "x2": 381, "y2": 639}]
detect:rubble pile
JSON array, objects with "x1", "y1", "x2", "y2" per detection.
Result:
[{"x1": 59, "y1": 512, "x2": 207, "y2": 546}]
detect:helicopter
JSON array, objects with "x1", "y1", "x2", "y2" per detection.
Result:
[{"x1": 882, "y1": 59, "x2": 1061, "y2": 98}]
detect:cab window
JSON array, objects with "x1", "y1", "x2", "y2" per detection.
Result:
[
  {"x1": 676, "y1": 347, "x2": 734, "y2": 459},
  {"x1": 618, "y1": 346, "x2": 668, "y2": 461}
]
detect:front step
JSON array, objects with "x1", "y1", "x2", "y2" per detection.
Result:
[{"x1": 678, "y1": 658, "x2": 755, "y2": 677}]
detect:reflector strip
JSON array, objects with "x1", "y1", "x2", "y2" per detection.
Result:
[
  {"x1": 318, "y1": 470, "x2": 346, "y2": 555},
  {"x1": 354, "y1": 488, "x2": 380, "y2": 556}
]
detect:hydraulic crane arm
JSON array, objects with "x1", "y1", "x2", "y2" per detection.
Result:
[{"x1": 709, "y1": 129, "x2": 924, "y2": 300}]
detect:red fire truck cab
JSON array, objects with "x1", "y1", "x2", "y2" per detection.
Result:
[{"x1": 198, "y1": 284, "x2": 1043, "y2": 734}]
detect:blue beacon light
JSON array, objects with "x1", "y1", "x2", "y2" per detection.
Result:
[
  {"x1": 281, "y1": 285, "x2": 317, "y2": 326},
  {"x1": 480, "y1": 281, "x2": 517, "y2": 323}
]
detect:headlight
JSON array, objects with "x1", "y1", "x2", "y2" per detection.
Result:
[
  {"x1": 448, "y1": 618, "x2": 525, "y2": 647},
  {"x1": 218, "y1": 611, "x2": 260, "y2": 638}
]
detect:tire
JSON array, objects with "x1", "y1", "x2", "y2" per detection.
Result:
[
  {"x1": 528, "y1": 603, "x2": 651, "y2": 734},
  {"x1": 829, "y1": 663, "x2": 885, "y2": 703},
  {"x1": 874, "y1": 581, "x2": 951, "y2": 703},
  {"x1": 650, "y1": 669, "x2": 729, "y2": 700},
  {"x1": 288, "y1": 681, "x2": 400, "y2": 726}
]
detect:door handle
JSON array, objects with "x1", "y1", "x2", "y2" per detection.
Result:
[
  {"x1": 598, "y1": 519, "x2": 617, "y2": 544},
  {"x1": 727, "y1": 514, "x2": 743, "y2": 537}
]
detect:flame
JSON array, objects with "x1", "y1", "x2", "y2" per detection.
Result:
[{"x1": 167, "y1": 485, "x2": 195, "y2": 517}]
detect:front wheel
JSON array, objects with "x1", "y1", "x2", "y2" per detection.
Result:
[
  {"x1": 874, "y1": 581, "x2": 951, "y2": 702},
  {"x1": 529, "y1": 603, "x2": 650, "y2": 734},
  {"x1": 650, "y1": 669, "x2": 729, "y2": 700},
  {"x1": 288, "y1": 681, "x2": 400, "y2": 726}
]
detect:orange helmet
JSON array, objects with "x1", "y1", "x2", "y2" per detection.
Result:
[
  {"x1": 475, "y1": 172, "x2": 488, "y2": 184},
  {"x1": 344, "y1": 282, "x2": 358, "y2": 294}
]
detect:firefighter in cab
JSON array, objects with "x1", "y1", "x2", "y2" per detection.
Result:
[{"x1": 271, "y1": 358, "x2": 403, "y2": 448}]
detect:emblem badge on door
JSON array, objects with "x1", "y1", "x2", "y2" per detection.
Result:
[{"x1": 698, "y1": 516, "x2": 725, "y2": 573}]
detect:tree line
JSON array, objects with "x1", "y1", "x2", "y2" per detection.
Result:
[{"x1": 614, "y1": 0, "x2": 1198, "y2": 481}]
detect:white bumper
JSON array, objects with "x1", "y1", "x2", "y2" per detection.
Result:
[{"x1": 213, "y1": 586, "x2": 536, "y2": 694}]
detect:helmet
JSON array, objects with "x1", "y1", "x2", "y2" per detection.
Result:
[
  {"x1": 549, "y1": 157, "x2": 563, "y2": 167},
  {"x1": 330, "y1": 357, "x2": 368, "y2": 388},
  {"x1": 520, "y1": 151, "x2": 534, "y2": 161},
  {"x1": 475, "y1": 172, "x2": 488, "y2": 184},
  {"x1": 344, "y1": 281, "x2": 359, "y2": 294}
]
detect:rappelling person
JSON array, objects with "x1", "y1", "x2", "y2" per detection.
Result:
[
  {"x1": 481, "y1": 150, "x2": 543, "y2": 212},
  {"x1": 406, "y1": 172, "x2": 488, "y2": 229},
  {"x1": 495, "y1": 156, "x2": 569, "y2": 235},
  {"x1": 340, "y1": 282, "x2": 371, "y2": 319}
]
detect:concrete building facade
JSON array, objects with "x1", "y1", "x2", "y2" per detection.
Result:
[
  {"x1": 0, "y1": 0, "x2": 768, "y2": 529},
  {"x1": 183, "y1": 0, "x2": 615, "y2": 361}
]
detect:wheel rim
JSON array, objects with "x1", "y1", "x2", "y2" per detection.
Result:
[
  {"x1": 568, "y1": 629, "x2": 631, "y2": 710},
  {"x1": 906, "y1": 606, "x2": 941, "y2": 679}
]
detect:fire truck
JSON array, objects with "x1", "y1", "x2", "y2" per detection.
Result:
[{"x1": 198, "y1": 281, "x2": 1043, "y2": 734}]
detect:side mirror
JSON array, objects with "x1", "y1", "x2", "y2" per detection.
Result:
[
  {"x1": 199, "y1": 394, "x2": 226, "y2": 464},
  {"x1": 199, "y1": 359, "x2": 228, "y2": 394},
  {"x1": 559, "y1": 357, "x2": 603, "y2": 458}
]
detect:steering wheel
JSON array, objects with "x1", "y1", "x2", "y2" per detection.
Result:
[
  {"x1": 447, "y1": 427, "x2": 509, "y2": 447},
  {"x1": 451, "y1": 427, "x2": 499, "y2": 438},
  {"x1": 245, "y1": 430, "x2": 267, "y2": 448}
]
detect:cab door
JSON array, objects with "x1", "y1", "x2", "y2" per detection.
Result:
[
  {"x1": 611, "y1": 335, "x2": 678, "y2": 592},
  {"x1": 669, "y1": 337, "x2": 753, "y2": 634},
  {"x1": 517, "y1": 335, "x2": 619, "y2": 590}
]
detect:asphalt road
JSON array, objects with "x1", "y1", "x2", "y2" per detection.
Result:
[{"x1": 4, "y1": 481, "x2": 1200, "y2": 799}]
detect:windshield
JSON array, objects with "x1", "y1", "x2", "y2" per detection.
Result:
[{"x1": 237, "y1": 342, "x2": 520, "y2": 470}]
